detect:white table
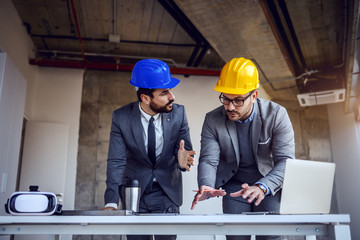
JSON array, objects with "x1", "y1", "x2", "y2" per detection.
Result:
[{"x1": 0, "y1": 214, "x2": 351, "y2": 240}]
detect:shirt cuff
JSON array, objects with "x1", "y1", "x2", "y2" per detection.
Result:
[
  {"x1": 255, "y1": 182, "x2": 270, "y2": 196},
  {"x1": 104, "y1": 203, "x2": 118, "y2": 209},
  {"x1": 177, "y1": 163, "x2": 187, "y2": 172}
]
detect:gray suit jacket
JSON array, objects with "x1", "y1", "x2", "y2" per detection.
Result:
[
  {"x1": 105, "y1": 101, "x2": 193, "y2": 206},
  {"x1": 198, "y1": 98, "x2": 295, "y2": 195}
]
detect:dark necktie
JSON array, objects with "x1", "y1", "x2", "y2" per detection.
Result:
[{"x1": 148, "y1": 117, "x2": 156, "y2": 165}]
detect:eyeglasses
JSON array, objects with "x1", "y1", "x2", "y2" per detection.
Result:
[{"x1": 219, "y1": 91, "x2": 254, "y2": 107}]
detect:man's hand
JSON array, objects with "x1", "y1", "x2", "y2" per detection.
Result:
[
  {"x1": 191, "y1": 185, "x2": 226, "y2": 210},
  {"x1": 230, "y1": 183, "x2": 265, "y2": 206},
  {"x1": 101, "y1": 206, "x2": 117, "y2": 210},
  {"x1": 177, "y1": 139, "x2": 196, "y2": 171}
]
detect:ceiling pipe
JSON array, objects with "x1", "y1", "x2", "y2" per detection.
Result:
[
  {"x1": 193, "y1": 44, "x2": 209, "y2": 67},
  {"x1": 31, "y1": 34, "x2": 196, "y2": 47},
  {"x1": 262, "y1": 0, "x2": 348, "y2": 95},
  {"x1": 252, "y1": 58, "x2": 297, "y2": 91},
  {"x1": 278, "y1": 0, "x2": 307, "y2": 71},
  {"x1": 36, "y1": 49, "x2": 179, "y2": 66},
  {"x1": 186, "y1": 44, "x2": 201, "y2": 67},
  {"x1": 70, "y1": 0, "x2": 86, "y2": 62},
  {"x1": 113, "y1": 0, "x2": 117, "y2": 35},
  {"x1": 259, "y1": 0, "x2": 295, "y2": 75},
  {"x1": 108, "y1": 0, "x2": 120, "y2": 42},
  {"x1": 335, "y1": 0, "x2": 349, "y2": 69},
  {"x1": 34, "y1": 0, "x2": 218, "y2": 71},
  {"x1": 29, "y1": 59, "x2": 221, "y2": 76},
  {"x1": 157, "y1": 0, "x2": 206, "y2": 47}
]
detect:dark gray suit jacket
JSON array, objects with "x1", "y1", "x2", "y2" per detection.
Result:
[
  {"x1": 198, "y1": 98, "x2": 295, "y2": 195},
  {"x1": 104, "y1": 101, "x2": 192, "y2": 207}
]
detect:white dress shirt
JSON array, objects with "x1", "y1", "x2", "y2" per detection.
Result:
[
  {"x1": 138, "y1": 103, "x2": 164, "y2": 160},
  {"x1": 104, "y1": 103, "x2": 164, "y2": 209}
]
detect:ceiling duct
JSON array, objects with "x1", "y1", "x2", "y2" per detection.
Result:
[
  {"x1": 109, "y1": 0, "x2": 120, "y2": 43},
  {"x1": 297, "y1": 88, "x2": 346, "y2": 107}
]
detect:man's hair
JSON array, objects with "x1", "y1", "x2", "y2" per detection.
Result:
[{"x1": 136, "y1": 88, "x2": 155, "y2": 102}]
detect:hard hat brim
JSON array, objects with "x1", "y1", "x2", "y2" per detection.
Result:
[
  {"x1": 214, "y1": 85, "x2": 258, "y2": 95},
  {"x1": 129, "y1": 77, "x2": 180, "y2": 89}
]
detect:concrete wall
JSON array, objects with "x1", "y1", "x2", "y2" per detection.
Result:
[
  {"x1": 75, "y1": 70, "x2": 337, "y2": 240},
  {"x1": 76, "y1": 70, "x2": 136, "y2": 210},
  {"x1": 278, "y1": 101, "x2": 333, "y2": 162},
  {"x1": 75, "y1": 71, "x2": 272, "y2": 213}
]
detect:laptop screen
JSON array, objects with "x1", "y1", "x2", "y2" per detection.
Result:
[{"x1": 279, "y1": 159, "x2": 335, "y2": 214}]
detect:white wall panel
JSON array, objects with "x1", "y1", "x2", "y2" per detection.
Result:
[
  {"x1": 19, "y1": 121, "x2": 68, "y2": 196},
  {"x1": 0, "y1": 53, "x2": 26, "y2": 216}
]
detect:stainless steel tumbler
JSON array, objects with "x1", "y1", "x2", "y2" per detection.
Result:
[{"x1": 123, "y1": 179, "x2": 140, "y2": 213}]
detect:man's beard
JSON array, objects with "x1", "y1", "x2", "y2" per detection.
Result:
[
  {"x1": 150, "y1": 100, "x2": 174, "y2": 113},
  {"x1": 226, "y1": 110, "x2": 240, "y2": 121}
]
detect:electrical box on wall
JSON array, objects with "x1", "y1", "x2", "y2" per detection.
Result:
[{"x1": 297, "y1": 88, "x2": 346, "y2": 107}]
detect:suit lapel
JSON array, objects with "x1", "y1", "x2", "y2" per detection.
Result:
[
  {"x1": 226, "y1": 119, "x2": 240, "y2": 165},
  {"x1": 131, "y1": 103, "x2": 148, "y2": 162},
  {"x1": 251, "y1": 101, "x2": 261, "y2": 156},
  {"x1": 161, "y1": 111, "x2": 172, "y2": 162}
]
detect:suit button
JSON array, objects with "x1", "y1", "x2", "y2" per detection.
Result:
[
  {"x1": 232, "y1": 169, "x2": 236, "y2": 174},
  {"x1": 222, "y1": 179, "x2": 225, "y2": 184}
]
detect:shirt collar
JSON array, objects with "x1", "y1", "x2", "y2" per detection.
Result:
[
  {"x1": 237, "y1": 106, "x2": 255, "y2": 124},
  {"x1": 138, "y1": 102, "x2": 161, "y2": 121}
]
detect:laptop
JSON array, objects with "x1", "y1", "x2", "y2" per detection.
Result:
[{"x1": 279, "y1": 159, "x2": 336, "y2": 214}]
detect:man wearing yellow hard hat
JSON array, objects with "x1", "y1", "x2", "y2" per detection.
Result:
[{"x1": 192, "y1": 57, "x2": 295, "y2": 240}]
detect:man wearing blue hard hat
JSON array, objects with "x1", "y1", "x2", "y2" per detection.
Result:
[{"x1": 103, "y1": 59, "x2": 195, "y2": 240}]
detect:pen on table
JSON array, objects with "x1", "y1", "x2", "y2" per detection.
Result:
[{"x1": 192, "y1": 189, "x2": 225, "y2": 192}]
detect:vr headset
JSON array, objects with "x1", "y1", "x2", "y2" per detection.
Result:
[{"x1": 5, "y1": 185, "x2": 62, "y2": 215}]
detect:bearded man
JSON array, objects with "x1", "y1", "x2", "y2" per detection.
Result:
[{"x1": 103, "y1": 59, "x2": 195, "y2": 240}]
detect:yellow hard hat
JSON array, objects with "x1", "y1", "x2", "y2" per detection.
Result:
[{"x1": 214, "y1": 57, "x2": 259, "y2": 95}]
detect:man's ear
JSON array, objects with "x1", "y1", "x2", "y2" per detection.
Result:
[
  {"x1": 251, "y1": 90, "x2": 258, "y2": 103},
  {"x1": 141, "y1": 94, "x2": 151, "y2": 104}
]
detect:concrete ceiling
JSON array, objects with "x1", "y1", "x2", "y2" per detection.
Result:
[{"x1": 12, "y1": 0, "x2": 360, "y2": 111}]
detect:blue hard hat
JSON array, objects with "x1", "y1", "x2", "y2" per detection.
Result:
[{"x1": 129, "y1": 59, "x2": 180, "y2": 89}]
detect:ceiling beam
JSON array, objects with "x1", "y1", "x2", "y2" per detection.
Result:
[
  {"x1": 158, "y1": 0, "x2": 213, "y2": 67},
  {"x1": 29, "y1": 59, "x2": 221, "y2": 76}
]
